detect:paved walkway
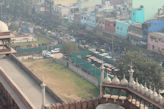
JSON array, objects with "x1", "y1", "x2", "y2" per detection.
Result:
[{"x1": 0, "y1": 58, "x2": 57, "y2": 109}]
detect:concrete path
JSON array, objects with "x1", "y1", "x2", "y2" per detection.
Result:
[{"x1": 0, "y1": 58, "x2": 57, "y2": 109}]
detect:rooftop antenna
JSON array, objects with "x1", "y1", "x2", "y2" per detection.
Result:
[
  {"x1": 78, "y1": 0, "x2": 81, "y2": 9},
  {"x1": 0, "y1": 0, "x2": 4, "y2": 20}
]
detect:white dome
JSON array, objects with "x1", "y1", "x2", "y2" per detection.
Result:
[
  {"x1": 134, "y1": 78, "x2": 139, "y2": 90},
  {"x1": 160, "y1": 97, "x2": 164, "y2": 105},
  {"x1": 139, "y1": 84, "x2": 144, "y2": 93},
  {"x1": 112, "y1": 75, "x2": 120, "y2": 84},
  {"x1": 104, "y1": 75, "x2": 111, "y2": 84},
  {"x1": 158, "y1": 93, "x2": 163, "y2": 103},
  {"x1": 133, "y1": 78, "x2": 139, "y2": 89},
  {"x1": 0, "y1": 21, "x2": 9, "y2": 32},
  {"x1": 120, "y1": 75, "x2": 128, "y2": 85},
  {"x1": 153, "y1": 88, "x2": 158, "y2": 101},
  {"x1": 148, "y1": 87, "x2": 153, "y2": 97},
  {"x1": 129, "y1": 79, "x2": 135, "y2": 88},
  {"x1": 144, "y1": 83, "x2": 149, "y2": 95}
]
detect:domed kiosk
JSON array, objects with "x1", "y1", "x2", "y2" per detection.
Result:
[
  {"x1": 96, "y1": 103, "x2": 124, "y2": 109},
  {"x1": 0, "y1": 21, "x2": 15, "y2": 55},
  {"x1": 0, "y1": 21, "x2": 9, "y2": 32}
]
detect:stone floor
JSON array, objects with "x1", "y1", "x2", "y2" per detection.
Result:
[{"x1": 0, "y1": 57, "x2": 57, "y2": 109}]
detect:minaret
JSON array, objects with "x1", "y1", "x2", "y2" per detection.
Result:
[
  {"x1": 100, "y1": 64, "x2": 105, "y2": 96},
  {"x1": 41, "y1": 81, "x2": 46, "y2": 109},
  {"x1": 128, "y1": 66, "x2": 134, "y2": 83}
]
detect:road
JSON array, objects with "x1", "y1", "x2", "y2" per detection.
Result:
[{"x1": 0, "y1": 57, "x2": 57, "y2": 109}]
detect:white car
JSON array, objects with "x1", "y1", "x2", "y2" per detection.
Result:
[
  {"x1": 105, "y1": 55, "x2": 112, "y2": 59},
  {"x1": 99, "y1": 53, "x2": 109, "y2": 57},
  {"x1": 51, "y1": 48, "x2": 60, "y2": 53},
  {"x1": 70, "y1": 38, "x2": 76, "y2": 42},
  {"x1": 42, "y1": 50, "x2": 53, "y2": 58}
]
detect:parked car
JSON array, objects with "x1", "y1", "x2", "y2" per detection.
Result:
[{"x1": 51, "y1": 48, "x2": 60, "y2": 53}]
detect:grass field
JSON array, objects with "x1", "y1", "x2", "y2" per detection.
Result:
[{"x1": 23, "y1": 59, "x2": 99, "y2": 102}]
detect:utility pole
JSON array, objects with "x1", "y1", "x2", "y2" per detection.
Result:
[
  {"x1": 0, "y1": 4, "x2": 2, "y2": 20},
  {"x1": 0, "y1": 0, "x2": 4, "y2": 20},
  {"x1": 14, "y1": 0, "x2": 16, "y2": 18},
  {"x1": 43, "y1": 0, "x2": 47, "y2": 29},
  {"x1": 100, "y1": 64, "x2": 105, "y2": 96},
  {"x1": 49, "y1": 0, "x2": 53, "y2": 15},
  {"x1": 127, "y1": 0, "x2": 132, "y2": 19},
  {"x1": 112, "y1": 35, "x2": 114, "y2": 59},
  {"x1": 78, "y1": 0, "x2": 81, "y2": 9}
]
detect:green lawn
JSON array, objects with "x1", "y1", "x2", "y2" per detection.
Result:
[{"x1": 23, "y1": 59, "x2": 99, "y2": 102}]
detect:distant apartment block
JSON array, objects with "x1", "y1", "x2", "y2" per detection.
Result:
[
  {"x1": 148, "y1": 32, "x2": 164, "y2": 55},
  {"x1": 104, "y1": 18, "x2": 116, "y2": 33}
]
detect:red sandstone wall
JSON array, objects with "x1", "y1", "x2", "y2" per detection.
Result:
[
  {"x1": 50, "y1": 98, "x2": 100, "y2": 109},
  {"x1": 50, "y1": 97, "x2": 139, "y2": 109},
  {"x1": 0, "y1": 69, "x2": 33, "y2": 109},
  {"x1": 0, "y1": 83, "x2": 19, "y2": 109}
]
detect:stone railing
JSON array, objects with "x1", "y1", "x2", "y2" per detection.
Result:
[
  {"x1": 102, "y1": 82, "x2": 164, "y2": 109},
  {"x1": 0, "y1": 32, "x2": 10, "y2": 36},
  {"x1": 50, "y1": 96, "x2": 138, "y2": 109},
  {"x1": 0, "y1": 82, "x2": 19, "y2": 109}
]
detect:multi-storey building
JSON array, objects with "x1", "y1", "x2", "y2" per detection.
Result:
[
  {"x1": 86, "y1": 12, "x2": 96, "y2": 28},
  {"x1": 115, "y1": 20, "x2": 132, "y2": 37},
  {"x1": 142, "y1": 19, "x2": 164, "y2": 39},
  {"x1": 148, "y1": 32, "x2": 164, "y2": 55},
  {"x1": 104, "y1": 18, "x2": 117, "y2": 33},
  {"x1": 131, "y1": 6, "x2": 144, "y2": 23},
  {"x1": 132, "y1": 0, "x2": 164, "y2": 21},
  {"x1": 96, "y1": 14, "x2": 105, "y2": 31},
  {"x1": 128, "y1": 23, "x2": 146, "y2": 47},
  {"x1": 35, "y1": 0, "x2": 54, "y2": 14}
]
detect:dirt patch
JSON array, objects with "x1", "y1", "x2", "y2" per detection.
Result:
[{"x1": 52, "y1": 53, "x2": 63, "y2": 59}]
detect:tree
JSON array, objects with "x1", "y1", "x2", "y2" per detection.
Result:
[
  {"x1": 61, "y1": 41, "x2": 79, "y2": 56},
  {"x1": 117, "y1": 51, "x2": 164, "y2": 89}
]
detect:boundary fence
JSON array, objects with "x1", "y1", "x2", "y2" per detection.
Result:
[{"x1": 17, "y1": 45, "x2": 62, "y2": 54}]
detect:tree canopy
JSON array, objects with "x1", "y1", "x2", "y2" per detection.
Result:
[
  {"x1": 117, "y1": 51, "x2": 164, "y2": 89},
  {"x1": 61, "y1": 41, "x2": 79, "y2": 56}
]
